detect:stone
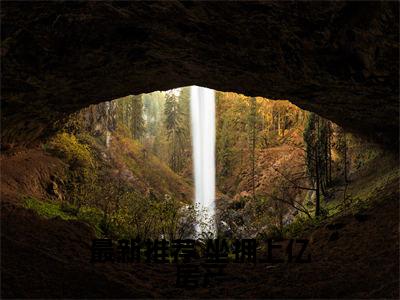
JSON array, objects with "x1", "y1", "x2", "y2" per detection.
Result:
[{"x1": 1, "y1": 2, "x2": 398, "y2": 147}]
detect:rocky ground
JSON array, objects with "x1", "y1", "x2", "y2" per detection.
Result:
[
  {"x1": 1, "y1": 147, "x2": 398, "y2": 298},
  {"x1": 2, "y1": 179, "x2": 398, "y2": 298}
]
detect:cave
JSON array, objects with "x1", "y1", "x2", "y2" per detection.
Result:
[
  {"x1": 2, "y1": 1, "x2": 398, "y2": 147},
  {"x1": 1, "y1": 1, "x2": 399, "y2": 299}
]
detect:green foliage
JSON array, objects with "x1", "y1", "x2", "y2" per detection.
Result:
[
  {"x1": 283, "y1": 215, "x2": 322, "y2": 238},
  {"x1": 115, "y1": 95, "x2": 145, "y2": 140},
  {"x1": 142, "y1": 91, "x2": 169, "y2": 160},
  {"x1": 46, "y1": 132, "x2": 99, "y2": 209},
  {"x1": 247, "y1": 97, "x2": 259, "y2": 200},
  {"x1": 103, "y1": 192, "x2": 196, "y2": 240},
  {"x1": 303, "y1": 112, "x2": 318, "y2": 179},
  {"x1": 77, "y1": 206, "x2": 104, "y2": 235},
  {"x1": 48, "y1": 132, "x2": 94, "y2": 168},
  {"x1": 217, "y1": 121, "x2": 234, "y2": 176},
  {"x1": 215, "y1": 94, "x2": 304, "y2": 196},
  {"x1": 60, "y1": 201, "x2": 80, "y2": 216},
  {"x1": 303, "y1": 113, "x2": 334, "y2": 216},
  {"x1": 24, "y1": 196, "x2": 77, "y2": 220},
  {"x1": 303, "y1": 113, "x2": 332, "y2": 181},
  {"x1": 131, "y1": 95, "x2": 145, "y2": 140},
  {"x1": 267, "y1": 225, "x2": 284, "y2": 240},
  {"x1": 24, "y1": 196, "x2": 119, "y2": 238},
  {"x1": 164, "y1": 91, "x2": 187, "y2": 172},
  {"x1": 216, "y1": 92, "x2": 247, "y2": 181}
]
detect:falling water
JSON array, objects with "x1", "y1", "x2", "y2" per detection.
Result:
[{"x1": 190, "y1": 86, "x2": 216, "y2": 237}]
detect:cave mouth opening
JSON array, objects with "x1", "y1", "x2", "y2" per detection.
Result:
[
  {"x1": 41, "y1": 85, "x2": 376, "y2": 241},
  {"x1": 1, "y1": 2, "x2": 398, "y2": 297}
]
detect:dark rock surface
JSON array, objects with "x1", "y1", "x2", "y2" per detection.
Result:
[{"x1": 1, "y1": 1, "x2": 398, "y2": 146}]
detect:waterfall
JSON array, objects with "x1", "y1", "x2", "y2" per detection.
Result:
[{"x1": 190, "y1": 86, "x2": 216, "y2": 237}]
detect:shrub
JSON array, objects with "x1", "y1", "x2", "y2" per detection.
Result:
[
  {"x1": 46, "y1": 132, "x2": 99, "y2": 208},
  {"x1": 60, "y1": 201, "x2": 80, "y2": 216},
  {"x1": 266, "y1": 225, "x2": 284, "y2": 240},
  {"x1": 47, "y1": 132, "x2": 94, "y2": 169},
  {"x1": 77, "y1": 206, "x2": 104, "y2": 237},
  {"x1": 283, "y1": 216, "x2": 316, "y2": 238}
]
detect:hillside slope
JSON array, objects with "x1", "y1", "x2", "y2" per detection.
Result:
[
  {"x1": 2, "y1": 153, "x2": 398, "y2": 298},
  {"x1": 1, "y1": 128, "x2": 193, "y2": 206}
]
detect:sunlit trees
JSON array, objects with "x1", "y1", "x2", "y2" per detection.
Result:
[
  {"x1": 142, "y1": 92, "x2": 169, "y2": 160},
  {"x1": 114, "y1": 95, "x2": 145, "y2": 140},
  {"x1": 216, "y1": 92, "x2": 248, "y2": 192},
  {"x1": 247, "y1": 97, "x2": 260, "y2": 201},
  {"x1": 177, "y1": 87, "x2": 192, "y2": 172},
  {"x1": 130, "y1": 95, "x2": 145, "y2": 140}
]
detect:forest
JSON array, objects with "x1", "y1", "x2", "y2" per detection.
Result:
[
  {"x1": 2, "y1": 86, "x2": 398, "y2": 298},
  {"x1": 21, "y1": 86, "x2": 387, "y2": 243},
  {"x1": 2, "y1": 2, "x2": 398, "y2": 298}
]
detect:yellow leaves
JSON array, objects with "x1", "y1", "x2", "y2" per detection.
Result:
[{"x1": 48, "y1": 132, "x2": 95, "y2": 168}]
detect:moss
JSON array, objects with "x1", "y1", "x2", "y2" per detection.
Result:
[
  {"x1": 23, "y1": 196, "x2": 77, "y2": 220},
  {"x1": 60, "y1": 201, "x2": 80, "y2": 216},
  {"x1": 23, "y1": 196, "x2": 106, "y2": 237}
]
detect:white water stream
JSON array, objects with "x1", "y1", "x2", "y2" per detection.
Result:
[{"x1": 190, "y1": 86, "x2": 216, "y2": 237}]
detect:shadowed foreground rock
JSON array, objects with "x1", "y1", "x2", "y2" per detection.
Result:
[{"x1": 2, "y1": 174, "x2": 398, "y2": 298}]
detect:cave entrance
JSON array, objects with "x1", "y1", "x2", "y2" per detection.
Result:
[{"x1": 48, "y1": 86, "x2": 359, "y2": 241}]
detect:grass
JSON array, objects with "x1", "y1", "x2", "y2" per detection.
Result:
[
  {"x1": 24, "y1": 196, "x2": 77, "y2": 220},
  {"x1": 23, "y1": 196, "x2": 104, "y2": 237},
  {"x1": 284, "y1": 148, "x2": 399, "y2": 239}
]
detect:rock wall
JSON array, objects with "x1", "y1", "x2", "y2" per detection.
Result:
[{"x1": 1, "y1": 1, "x2": 398, "y2": 147}]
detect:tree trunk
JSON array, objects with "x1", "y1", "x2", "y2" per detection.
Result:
[
  {"x1": 315, "y1": 116, "x2": 321, "y2": 217},
  {"x1": 344, "y1": 133, "x2": 348, "y2": 184},
  {"x1": 251, "y1": 99, "x2": 256, "y2": 201},
  {"x1": 325, "y1": 128, "x2": 329, "y2": 188},
  {"x1": 315, "y1": 149, "x2": 321, "y2": 217},
  {"x1": 328, "y1": 125, "x2": 332, "y2": 184},
  {"x1": 277, "y1": 111, "x2": 281, "y2": 136}
]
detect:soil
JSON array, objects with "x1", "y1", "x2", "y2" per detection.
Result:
[
  {"x1": 1, "y1": 148, "x2": 399, "y2": 298},
  {"x1": 0, "y1": 148, "x2": 66, "y2": 203}
]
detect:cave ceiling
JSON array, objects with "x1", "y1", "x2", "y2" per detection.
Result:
[{"x1": 1, "y1": 1, "x2": 399, "y2": 146}]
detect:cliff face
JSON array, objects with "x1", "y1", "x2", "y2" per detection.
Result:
[{"x1": 1, "y1": 1, "x2": 398, "y2": 146}]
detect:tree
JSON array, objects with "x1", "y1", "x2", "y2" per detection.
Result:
[
  {"x1": 141, "y1": 91, "x2": 169, "y2": 160},
  {"x1": 114, "y1": 95, "x2": 145, "y2": 140},
  {"x1": 164, "y1": 91, "x2": 186, "y2": 172},
  {"x1": 247, "y1": 97, "x2": 259, "y2": 201},
  {"x1": 336, "y1": 127, "x2": 350, "y2": 202},
  {"x1": 303, "y1": 113, "x2": 333, "y2": 217},
  {"x1": 131, "y1": 95, "x2": 145, "y2": 140},
  {"x1": 177, "y1": 87, "x2": 192, "y2": 171}
]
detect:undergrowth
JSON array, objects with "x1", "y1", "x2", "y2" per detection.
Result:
[{"x1": 23, "y1": 196, "x2": 103, "y2": 237}]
